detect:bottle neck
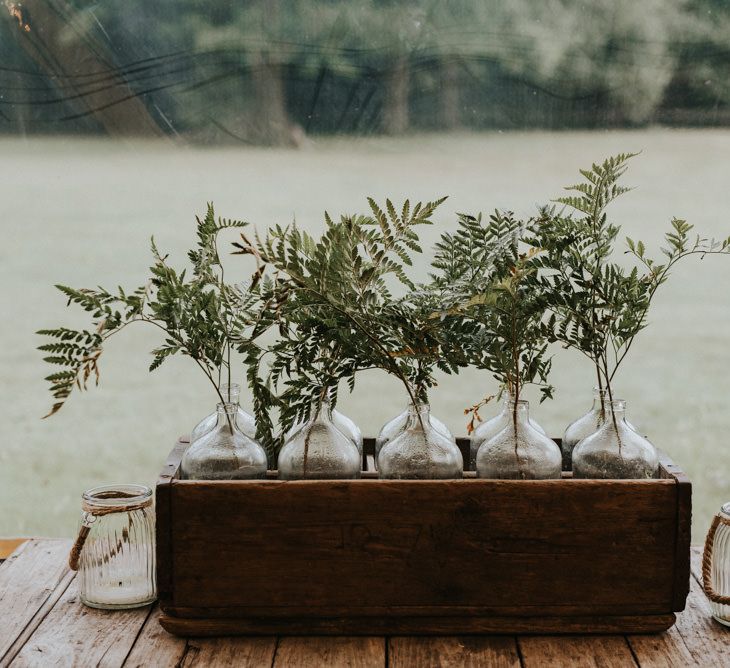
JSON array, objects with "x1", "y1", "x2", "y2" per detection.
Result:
[
  {"x1": 215, "y1": 403, "x2": 239, "y2": 430},
  {"x1": 507, "y1": 400, "x2": 531, "y2": 427},
  {"x1": 220, "y1": 384, "x2": 241, "y2": 405},
  {"x1": 405, "y1": 402, "x2": 431, "y2": 430},
  {"x1": 312, "y1": 397, "x2": 334, "y2": 424},
  {"x1": 600, "y1": 400, "x2": 628, "y2": 426}
]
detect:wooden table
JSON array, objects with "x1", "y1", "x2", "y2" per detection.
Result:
[{"x1": 0, "y1": 540, "x2": 727, "y2": 667}]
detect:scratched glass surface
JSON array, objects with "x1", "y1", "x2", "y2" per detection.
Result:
[{"x1": 1, "y1": 1, "x2": 729, "y2": 538}]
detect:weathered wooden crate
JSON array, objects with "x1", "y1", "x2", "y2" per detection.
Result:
[{"x1": 156, "y1": 436, "x2": 691, "y2": 636}]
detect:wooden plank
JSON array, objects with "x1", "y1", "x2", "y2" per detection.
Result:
[
  {"x1": 659, "y1": 452, "x2": 692, "y2": 612},
  {"x1": 626, "y1": 629, "x2": 695, "y2": 668},
  {"x1": 0, "y1": 539, "x2": 28, "y2": 561},
  {"x1": 167, "y1": 477, "x2": 678, "y2": 615},
  {"x1": 157, "y1": 439, "x2": 187, "y2": 604},
  {"x1": 0, "y1": 539, "x2": 73, "y2": 665},
  {"x1": 274, "y1": 637, "x2": 384, "y2": 667},
  {"x1": 11, "y1": 579, "x2": 151, "y2": 668},
  {"x1": 158, "y1": 613, "x2": 675, "y2": 636},
  {"x1": 518, "y1": 636, "x2": 636, "y2": 667},
  {"x1": 178, "y1": 637, "x2": 277, "y2": 667},
  {"x1": 122, "y1": 607, "x2": 187, "y2": 668},
  {"x1": 389, "y1": 637, "x2": 519, "y2": 668},
  {"x1": 658, "y1": 547, "x2": 730, "y2": 666}
]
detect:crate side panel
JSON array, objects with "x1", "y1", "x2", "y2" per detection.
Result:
[{"x1": 167, "y1": 479, "x2": 678, "y2": 614}]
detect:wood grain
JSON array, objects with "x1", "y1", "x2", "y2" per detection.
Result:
[
  {"x1": 518, "y1": 636, "x2": 636, "y2": 668},
  {"x1": 389, "y1": 636, "x2": 520, "y2": 668},
  {"x1": 11, "y1": 579, "x2": 151, "y2": 668},
  {"x1": 178, "y1": 637, "x2": 276, "y2": 668},
  {"x1": 122, "y1": 607, "x2": 186, "y2": 668},
  {"x1": 663, "y1": 548, "x2": 730, "y2": 666},
  {"x1": 168, "y1": 478, "x2": 678, "y2": 612},
  {"x1": 158, "y1": 613, "x2": 676, "y2": 636},
  {"x1": 274, "y1": 637, "x2": 385, "y2": 668},
  {"x1": 156, "y1": 438, "x2": 188, "y2": 602},
  {"x1": 0, "y1": 539, "x2": 73, "y2": 664}
]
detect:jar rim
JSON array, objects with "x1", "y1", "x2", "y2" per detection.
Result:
[{"x1": 82, "y1": 484, "x2": 152, "y2": 508}]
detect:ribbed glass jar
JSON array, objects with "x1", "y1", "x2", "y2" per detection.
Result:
[
  {"x1": 77, "y1": 484, "x2": 156, "y2": 610},
  {"x1": 703, "y1": 502, "x2": 730, "y2": 627},
  {"x1": 470, "y1": 394, "x2": 546, "y2": 470}
]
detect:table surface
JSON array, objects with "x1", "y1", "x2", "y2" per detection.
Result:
[{"x1": 0, "y1": 540, "x2": 727, "y2": 667}]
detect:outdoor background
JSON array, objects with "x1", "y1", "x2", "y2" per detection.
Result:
[{"x1": 1, "y1": 0, "x2": 729, "y2": 542}]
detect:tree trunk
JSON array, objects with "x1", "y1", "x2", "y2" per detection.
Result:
[
  {"x1": 382, "y1": 56, "x2": 409, "y2": 135},
  {"x1": 250, "y1": 54, "x2": 293, "y2": 146},
  {"x1": 440, "y1": 56, "x2": 461, "y2": 130}
]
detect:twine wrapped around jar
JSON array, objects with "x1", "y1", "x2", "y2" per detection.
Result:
[
  {"x1": 68, "y1": 490, "x2": 153, "y2": 571},
  {"x1": 702, "y1": 511, "x2": 730, "y2": 605}
]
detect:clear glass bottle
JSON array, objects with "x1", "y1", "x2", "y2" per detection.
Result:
[
  {"x1": 378, "y1": 402, "x2": 463, "y2": 479},
  {"x1": 191, "y1": 383, "x2": 257, "y2": 443},
  {"x1": 284, "y1": 396, "x2": 363, "y2": 455},
  {"x1": 181, "y1": 403, "x2": 268, "y2": 480},
  {"x1": 476, "y1": 400, "x2": 561, "y2": 480},
  {"x1": 73, "y1": 484, "x2": 156, "y2": 610},
  {"x1": 562, "y1": 387, "x2": 640, "y2": 471},
  {"x1": 702, "y1": 502, "x2": 730, "y2": 627},
  {"x1": 469, "y1": 394, "x2": 547, "y2": 470},
  {"x1": 572, "y1": 400, "x2": 658, "y2": 479},
  {"x1": 278, "y1": 401, "x2": 361, "y2": 480},
  {"x1": 375, "y1": 403, "x2": 453, "y2": 464}
]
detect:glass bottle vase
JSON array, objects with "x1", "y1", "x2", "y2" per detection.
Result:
[
  {"x1": 702, "y1": 502, "x2": 730, "y2": 627},
  {"x1": 284, "y1": 396, "x2": 363, "y2": 455},
  {"x1": 572, "y1": 400, "x2": 657, "y2": 479},
  {"x1": 191, "y1": 383, "x2": 257, "y2": 443},
  {"x1": 181, "y1": 403, "x2": 268, "y2": 480},
  {"x1": 375, "y1": 404, "x2": 453, "y2": 464},
  {"x1": 378, "y1": 403, "x2": 463, "y2": 479},
  {"x1": 470, "y1": 394, "x2": 547, "y2": 470},
  {"x1": 278, "y1": 402, "x2": 361, "y2": 480},
  {"x1": 476, "y1": 400, "x2": 561, "y2": 480},
  {"x1": 74, "y1": 484, "x2": 156, "y2": 610},
  {"x1": 562, "y1": 387, "x2": 639, "y2": 471}
]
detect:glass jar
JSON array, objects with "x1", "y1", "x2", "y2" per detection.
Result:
[
  {"x1": 572, "y1": 400, "x2": 657, "y2": 479},
  {"x1": 182, "y1": 403, "x2": 268, "y2": 480},
  {"x1": 70, "y1": 484, "x2": 156, "y2": 610},
  {"x1": 375, "y1": 403, "x2": 453, "y2": 464},
  {"x1": 703, "y1": 503, "x2": 730, "y2": 626},
  {"x1": 284, "y1": 396, "x2": 363, "y2": 455},
  {"x1": 562, "y1": 388, "x2": 639, "y2": 471},
  {"x1": 278, "y1": 401, "x2": 361, "y2": 480},
  {"x1": 469, "y1": 394, "x2": 546, "y2": 470},
  {"x1": 476, "y1": 400, "x2": 561, "y2": 480},
  {"x1": 191, "y1": 383, "x2": 257, "y2": 443},
  {"x1": 378, "y1": 402, "x2": 463, "y2": 479}
]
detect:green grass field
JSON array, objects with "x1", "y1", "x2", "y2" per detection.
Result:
[{"x1": 1, "y1": 128, "x2": 728, "y2": 542}]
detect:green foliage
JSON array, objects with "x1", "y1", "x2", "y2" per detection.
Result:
[
  {"x1": 430, "y1": 210, "x2": 554, "y2": 432},
  {"x1": 233, "y1": 196, "x2": 456, "y2": 443},
  {"x1": 37, "y1": 205, "x2": 265, "y2": 433},
  {"x1": 534, "y1": 154, "x2": 730, "y2": 404}
]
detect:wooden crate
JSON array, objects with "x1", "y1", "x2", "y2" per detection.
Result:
[{"x1": 156, "y1": 437, "x2": 691, "y2": 636}]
